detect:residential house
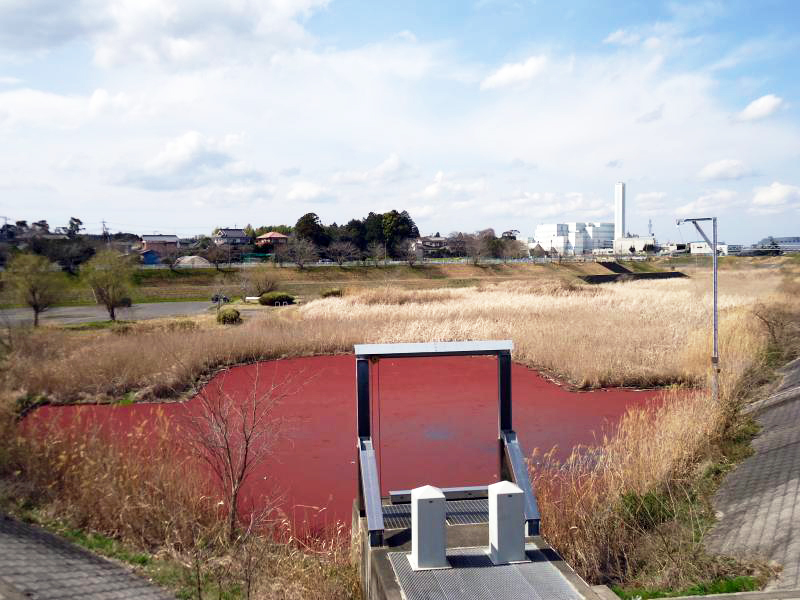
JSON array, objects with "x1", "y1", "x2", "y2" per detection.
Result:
[
  {"x1": 141, "y1": 234, "x2": 180, "y2": 256},
  {"x1": 255, "y1": 231, "x2": 289, "y2": 249},
  {"x1": 213, "y1": 228, "x2": 250, "y2": 246},
  {"x1": 411, "y1": 235, "x2": 448, "y2": 255}
]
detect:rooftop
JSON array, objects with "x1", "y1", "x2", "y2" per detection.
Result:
[{"x1": 141, "y1": 234, "x2": 179, "y2": 242}]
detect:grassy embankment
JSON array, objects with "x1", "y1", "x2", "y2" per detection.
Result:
[
  {"x1": 0, "y1": 260, "x2": 630, "y2": 307},
  {"x1": 0, "y1": 257, "x2": 798, "y2": 598}
]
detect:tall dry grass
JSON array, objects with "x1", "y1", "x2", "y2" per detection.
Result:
[
  {"x1": 532, "y1": 390, "x2": 726, "y2": 585},
  {"x1": 0, "y1": 405, "x2": 358, "y2": 599},
  {"x1": 527, "y1": 272, "x2": 799, "y2": 588},
  {"x1": 2, "y1": 270, "x2": 784, "y2": 404}
]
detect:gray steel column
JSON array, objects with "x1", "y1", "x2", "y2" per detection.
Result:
[
  {"x1": 498, "y1": 351, "x2": 512, "y2": 432},
  {"x1": 712, "y1": 217, "x2": 719, "y2": 401},
  {"x1": 356, "y1": 356, "x2": 371, "y2": 438}
]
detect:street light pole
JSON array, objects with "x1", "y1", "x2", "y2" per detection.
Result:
[{"x1": 677, "y1": 217, "x2": 719, "y2": 400}]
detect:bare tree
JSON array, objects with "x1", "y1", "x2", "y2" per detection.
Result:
[
  {"x1": 273, "y1": 243, "x2": 289, "y2": 267},
  {"x1": 327, "y1": 240, "x2": 359, "y2": 266},
  {"x1": 205, "y1": 244, "x2": 227, "y2": 271},
  {"x1": 238, "y1": 267, "x2": 277, "y2": 297},
  {"x1": 463, "y1": 233, "x2": 482, "y2": 265},
  {"x1": 4, "y1": 253, "x2": 63, "y2": 327},
  {"x1": 367, "y1": 241, "x2": 386, "y2": 266},
  {"x1": 185, "y1": 366, "x2": 290, "y2": 543},
  {"x1": 82, "y1": 250, "x2": 134, "y2": 321},
  {"x1": 287, "y1": 236, "x2": 318, "y2": 269},
  {"x1": 400, "y1": 239, "x2": 419, "y2": 266},
  {"x1": 501, "y1": 239, "x2": 528, "y2": 263}
]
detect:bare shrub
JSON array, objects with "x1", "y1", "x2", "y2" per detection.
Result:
[
  {"x1": 327, "y1": 241, "x2": 359, "y2": 266},
  {"x1": 239, "y1": 268, "x2": 277, "y2": 297},
  {"x1": 184, "y1": 365, "x2": 291, "y2": 542}
]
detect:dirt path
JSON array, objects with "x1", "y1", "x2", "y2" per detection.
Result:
[{"x1": 707, "y1": 358, "x2": 800, "y2": 590}]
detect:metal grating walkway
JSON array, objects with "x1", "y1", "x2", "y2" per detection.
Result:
[
  {"x1": 389, "y1": 546, "x2": 583, "y2": 600},
  {"x1": 382, "y1": 499, "x2": 489, "y2": 530}
]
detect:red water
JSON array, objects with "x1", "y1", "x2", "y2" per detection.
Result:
[{"x1": 30, "y1": 355, "x2": 661, "y2": 529}]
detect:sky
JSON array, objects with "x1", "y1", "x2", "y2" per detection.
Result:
[{"x1": 0, "y1": 0, "x2": 798, "y2": 244}]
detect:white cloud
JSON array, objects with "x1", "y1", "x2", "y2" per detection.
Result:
[
  {"x1": 676, "y1": 189, "x2": 741, "y2": 216},
  {"x1": 0, "y1": 76, "x2": 21, "y2": 85},
  {"x1": 332, "y1": 153, "x2": 410, "y2": 184},
  {"x1": 636, "y1": 104, "x2": 664, "y2": 123},
  {"x1": 736, "y1": 94, "x2": 784, "y2": 121},
  {"x1": 286, "y1": 181, "x2": 331, "y2": 202},
  {"x1": 603, "y1": 29, "x2": 641, "y2": 46},
  {"x1": 0, "y1": 0, "x2": 329, "y2": 66},
  {"x1": 481, "y1": 191, "x2": 611, "y2": 220},
  {"x1": 750, "y1": 182, "x2": 800, "y2": 214},
  {"x1": 421, "y1": 171, "x2": 487, "y2": 199},
  {"x1": 697, "y1": 159, "x2": 754, "y2": 181},
  {"x1": 121, "y1": 131, "x2": 260, "y2": 190},
  {"x1": 0, "y1": 88, "x2": 86, "y2": 129},
  {"x1": 635, "y1": 192, "x2": 669, "y2": 215},
  {"x1": 480, "y1": 55, "x2": 547, "y2": 90}
]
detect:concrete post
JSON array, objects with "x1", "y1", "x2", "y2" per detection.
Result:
[
  {"x1": 489, "y1": 480, "x2": 525, "y2": 564},
  {"x1": 410, "y1": 485, "x2": 448, "y2": 570}
]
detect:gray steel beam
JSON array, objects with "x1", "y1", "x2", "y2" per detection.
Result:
[
  {"x1": 389, "y1": 485, "x2": 489, "y2": 504},
  {"x1": 501, "y1": 430, "x2": 541, "y2": 536},
  {"x1": 356, "y1": 356, "x2": 371, "y2": 439},
  {"x1": 358, "y1": 437, "x2": 384, "y2": 546},
  {"x1": 354, "y1": 340, "x2": 512, "y2": 358},
  {"x1": 498, "y1": 350, "x2": 512, "y2": 432}
]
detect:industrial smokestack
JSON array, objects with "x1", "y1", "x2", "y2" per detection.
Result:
[{"x1": 615, "y1": 182, "x2": 626, "y2": 239}]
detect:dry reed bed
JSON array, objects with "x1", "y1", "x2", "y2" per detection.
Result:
[
  {"x1": 1, "y1": 408, "x2": 358, "y2": 599},
  {"x1": 1, "y1": 271, "x2": 783, "y2": 403},
  {"x1": 532, "y1": 390, "x2": 726, "y2": 585}
]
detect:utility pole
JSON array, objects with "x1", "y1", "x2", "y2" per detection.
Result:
[{"x1": 677, "y1": 217, "x2": 719, "y2": 401}]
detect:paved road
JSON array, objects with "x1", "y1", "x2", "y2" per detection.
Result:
[
  {"x1": 0, "y1": 515, "x2": 172, "y2": 599},
  {"x1": 707, "y1": 357, "x2": 800, "y2": 590},
  {"x1": 0, "y1": 301, "x2": 212, "y2": 326}
]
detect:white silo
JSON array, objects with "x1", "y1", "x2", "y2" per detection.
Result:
[{"x1": 614, "y1": 182, "x2": 626, "y2": 240}]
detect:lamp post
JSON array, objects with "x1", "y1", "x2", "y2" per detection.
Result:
[{"x1": 676, "y1": 217, "x2": 719, "y2": 400}]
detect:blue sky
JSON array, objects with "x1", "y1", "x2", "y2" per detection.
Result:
[{"x1": 0, "y1": 0, "x2": 798, "y2": 244}]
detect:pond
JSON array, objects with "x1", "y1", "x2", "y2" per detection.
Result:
[{"x1": 30, "y1": 354, "x2": 662, "y2": 530}]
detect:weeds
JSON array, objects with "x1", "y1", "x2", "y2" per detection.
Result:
[{"x1": 2, "y1": 272, "x2": 785, "y2": 404}]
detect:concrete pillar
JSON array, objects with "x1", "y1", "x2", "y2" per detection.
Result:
[
  {"x1": 410, "y1": 485, "x2": 448, "y2": 570},
  {"x1": 489, "y1": 480, "x2": 525, "y2": 564}
]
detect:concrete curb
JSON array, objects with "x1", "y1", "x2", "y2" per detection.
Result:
[{"x1": 593, "y1": 585, "x2": 800, "y2": 600}]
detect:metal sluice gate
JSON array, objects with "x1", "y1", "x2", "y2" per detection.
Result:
[{"x1": 352, "y1": 341, "x2": 603, "y2": 600}]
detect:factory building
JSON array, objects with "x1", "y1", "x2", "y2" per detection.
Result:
[
  {"x1": 529, "y1": 222, "x2": 614, "y2": 256},
  {"x1": 527, "y1": 181, "x2": 661, "y2": 256},
  {"x1": 689, "y1": 242, "x2": 742, "y2": 256}
]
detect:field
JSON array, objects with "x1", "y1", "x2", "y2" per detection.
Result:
[
  {"x1": 1, "y1": 257, "x2": 798, "y2": 598},
  {"x1": 0, "y1": 260, "x2": 645, "y2": 306}
]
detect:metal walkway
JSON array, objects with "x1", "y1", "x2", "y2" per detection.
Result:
[
  {"x1": 382, "y1": 499, "x2": 490, "y2": 529},
  {"x1": 389, "y1": 546, "x2": 583, "y2": 600}
]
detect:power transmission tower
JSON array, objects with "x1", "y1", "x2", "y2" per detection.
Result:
[{"x1": 102, "y1": 220, "x2": 111, "y2": 247}]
